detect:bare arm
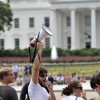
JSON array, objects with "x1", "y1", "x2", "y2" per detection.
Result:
[
  {"x1": 32, "y1": 42, "x2": 44, "y2": 84},
  {"x1": 48, "y1": 82, "x2": 56, "y2": 100}
]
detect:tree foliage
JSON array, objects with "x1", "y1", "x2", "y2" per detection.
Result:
[{"x1": 0, "y1": 1, "x2": 13, "y2": 31}]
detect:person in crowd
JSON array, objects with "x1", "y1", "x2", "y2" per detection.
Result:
[
  {"x1": 28, "y1": 42, "x2": 56, "y2": 100},
  {"x1": 20, "y1": 71, "x2": 31, "y2": 100},
  {"x1": 79, "y1": 73, "x2": 86, "y2": 83},
  {"x1": 56, "y1": 73, "x2": 64, "y2": 84},
  {"x1": 64, "y1": 72, "x2": 72, "y2": 84},
  {"x1": 25, "y1": 64, "x2": 32, "y2": 75},
  {"x1": 61, "y1": 80, "x2": 87, "y2": 100},
  {"x1": 20, "y1": 81, "x2": 30, "y2": 100},
  {"x1": 16, "y1": 74, "x2": 23, "y2": 86},
  {"x1": 90, "y1": 71, "x2": 100, "y2": 100},
  {"x1": 23, "y1": 71, "x2": 31, "y2": 85},
  {"x1": 12, "y1": 63, "x2": 19, "y2": 80},
  {"x1": 0, "y1": 67, "x2": 18, "y2": 100},
  {"x1": 48, "y1": 74, "x2": 54, "y2": 84},
  {"x1": 72, "y1": 72, "x2": 78, "y2": 81}
]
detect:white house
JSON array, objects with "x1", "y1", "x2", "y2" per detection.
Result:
[{"x1": 0, "y1": 0, "x2": 100, "y2": 50}]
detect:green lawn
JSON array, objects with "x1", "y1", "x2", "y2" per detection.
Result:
[{"x1": 45, "y1": 64, "x2": 100, "y2": 75}]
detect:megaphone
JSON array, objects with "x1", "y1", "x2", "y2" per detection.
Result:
[{"x1": 30, "y1": 24, "x2": 53, "y2": 48}]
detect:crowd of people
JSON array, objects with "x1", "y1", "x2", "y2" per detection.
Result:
[
  {"x1": 0, "y1": 42, "x2": 100, "y2": 100},
  {"x1": 47, "y1": 72, "x2": 86, "y2": 85},
  {"x1": 4, "y1": 63, "x2": 87, "y2": 87},
  {"x1": 11, "y1": 63, "x2": 32, "y2": 86},
  {"x1": 13, "y1": 71, "x2": 86, "y2": 87}
]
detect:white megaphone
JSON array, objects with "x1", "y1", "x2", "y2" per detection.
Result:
[{"x1": 30, "y1": 24, "x2": 53, "y2": 48}]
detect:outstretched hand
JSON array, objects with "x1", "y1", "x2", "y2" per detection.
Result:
[{"x1": 81, "y1": 91, "x2": 87, "y2": 100}]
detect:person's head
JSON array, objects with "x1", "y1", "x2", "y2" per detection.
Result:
[
  {"x1": 62, "y1": 81, "x2": 83, "y2": 96},
  {"x1": 39, "y1": 66, "x2": 48, "y2": 87},
  {"x1": 0, "y1": 67, "x2": 15, "y2": 85},
  {"x1": 90, "y1": 71, "x2": 100, "y2": 95}
]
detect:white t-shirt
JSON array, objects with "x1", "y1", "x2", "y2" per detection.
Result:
[
  {"x1": 28, "y1": 79, "x2": 50, "y2": 100},
  {"x1": 62, "y1": 95, "x2": 85, "y2": 100}
]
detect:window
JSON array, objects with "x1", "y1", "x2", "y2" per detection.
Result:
[
  {"x1": 15, "y1": 38, "x2": 20, "y2": 49},
  {"x1": 85, "y1": 15, "x2": 91, "y2": 26},
  {"x1": 85, "y1": 42, "x2": 91, "y2": 48},
  {"x1": 67, "y1": 37, "x2": 71, "y2": 49},
  {"x1": 67, "y1": 16, "x2": 71, "y2": 27},
  {"x1": 14, "y1": 18, "x2": 19, "y2": 28},
  {"x1": 45, "y1": 37, "x2": 50, "y2": 48},
  {"x1": 30, "y1": 38, "x2": 33, "y2": 42},
  {"x1": 44, "y1": 17, "x2": 49, "y2": 27},
  {"x1": 0, "y1": 39, "x2": 4, "y2": 50},
  {"x1": 29, "y1": 18, "x2": 34, "y2": 28}
]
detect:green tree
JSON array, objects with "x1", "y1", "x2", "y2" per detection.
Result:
[{"x1": 0, "y1": 1, "x2": 13, "y2": 31}]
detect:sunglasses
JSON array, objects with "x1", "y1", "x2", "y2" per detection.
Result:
[
  {"x1": 39, "y1": 74, "x2": 47, "y2": 77},
  {"x1": 8, "y1": 73, "x2": 14, "y2": 76},
  {"x1": 76, "y1": 86, "x2": 83, "y2": 90}
]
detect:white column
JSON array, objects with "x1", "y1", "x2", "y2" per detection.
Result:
[
  {"x1": 50, "y1": 9, "x2": 57, "y2": 47},
  {"x1": 70, "y1": 8, "x2": 76, "y2": 50},
  {"x1": 76, "y1": 14, "x2": 80, "y2": 49},
  {"x1": 91, "y1": 7, "x2": 97, "y2": 48}
]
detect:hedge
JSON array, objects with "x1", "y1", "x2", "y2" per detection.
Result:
[{"x1": 1, "y1": 48, "x2": 100, "y2": 57}]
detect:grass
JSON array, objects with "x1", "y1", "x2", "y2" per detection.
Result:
[{"x1": 45, "y1": 64, "x2": 100, "y2": 76}]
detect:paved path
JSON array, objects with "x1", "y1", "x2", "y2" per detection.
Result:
[
  {"x1": 12, "y1": 80, "x2": 99, "y2": 100},
  {"x1": 17, "y1": 91, "x2": 98, "y2": 100}
]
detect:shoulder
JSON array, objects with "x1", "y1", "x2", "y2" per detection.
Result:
[
  {"x1": 0, "y1": 86, "x2": 16, "y2": 91},
  {"x1": 21, "y1": 82, "x2": 30, "y2": 90},
  {"x1": 7, "y1": 86, "x2": 18, "y2": 100},
  {"x1": 62, "y1": 95, "x2": 76, "y2": 100},
  {"x1": 24, "y1": 81, "x2": 30, "y2": 86},
  {"x1": 95, "y1": 96, "x2": 100, "y2": 100},
  {"x1": 28, "y1": 79, "x2": 40, "y2": 90},
  {"x1": 8, "y1": 86, "x2": 17, "y2": 92},
  {"x1": 77, "y1": 97, "x2": 85, "y2": 100}
]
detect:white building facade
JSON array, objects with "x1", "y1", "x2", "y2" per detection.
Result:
[{"x1": 0, "y1": 0, "x2": 100, "y2": 50}]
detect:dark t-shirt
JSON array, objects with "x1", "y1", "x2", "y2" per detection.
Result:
[
  {"x1": 20, "y1": 81, "x2": 30, "y2": 100},
  {"x1": 0, "y1": 86, "x2": 18, "y2": 100}
]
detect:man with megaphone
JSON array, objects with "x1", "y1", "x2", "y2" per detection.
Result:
[{"x1": 28, "y1": 42, "x2": 56, "y2": 100}]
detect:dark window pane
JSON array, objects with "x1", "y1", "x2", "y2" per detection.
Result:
[
  {"x1": 30, "y1": 38, "x2": 33, "y2": 42},
  {"x1": 14, "y1": 18, "x2": 19, "y2": 28},
  {"x1": 67, "y1": 16, "x2": 71, "y2": 27},
  {"x1": 29, "y1": 18, "x2": 34, "y2": 28},
  {"x1": 44, "y1": 17, "x2": 49, "y2": 27},
  {"x1": 67, "y1": 37, "x2": 71, "y2": 49},
  {"x1": 45, "y1": 37, "x2": 50, "y2": 48},
  {"x1": 85, "y1": 15, "x2": 91, "y2": 26},
  {"x1": 0, "y1": 39, "x2": 4, "y2": 50},
  {"x1": 15, "y1": 38, "x2": 19, "y2": 49},
  {"x1": 86, "y1": 42, "x2": 91, "y2": 48}
]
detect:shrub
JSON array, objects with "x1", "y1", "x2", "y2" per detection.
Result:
[{"x1": 1, "y1": 48, "x2": 100, "y2": 57}]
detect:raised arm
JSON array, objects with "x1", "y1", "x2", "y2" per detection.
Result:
[
  {"x1": 48, "y1": 82, "x2": 56, "y2": 100},
  {"x1": 32, "y1": 42, "x2": 44, "y2": 84}
]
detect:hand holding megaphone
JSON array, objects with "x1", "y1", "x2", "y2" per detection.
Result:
[{"x1": 30, "y1": 24, "x2": 53, "y2": 48}]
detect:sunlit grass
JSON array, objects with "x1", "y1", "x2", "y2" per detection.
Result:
[{"x1": 45, "y1": 64, "x2": 100, "y2": 75}]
